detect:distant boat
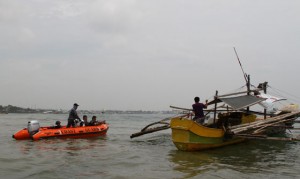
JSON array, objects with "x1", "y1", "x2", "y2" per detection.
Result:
[{"x1": 43, "y1": 111, "x2": 53, "y2": 114}]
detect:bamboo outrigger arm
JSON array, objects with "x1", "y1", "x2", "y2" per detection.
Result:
[
  {"x1": 130, "y1": 114, "x2": 188, "y2": 139},
  {"x1": 130, "y1": 124, "x2": 170, "y2": 139}
]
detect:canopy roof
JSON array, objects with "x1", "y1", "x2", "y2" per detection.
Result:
[{"x1": 219, "y1": 95, "x2": 266, "y2": 110}]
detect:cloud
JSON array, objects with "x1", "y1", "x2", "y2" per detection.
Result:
[{"x1": 1, "y1": 0, "x2": 300, "y2": 110}]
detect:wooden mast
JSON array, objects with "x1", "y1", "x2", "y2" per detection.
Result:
[
  {"x1": 246, "y1": 75, "x2": 250, "y2": 112},
  {"x1": 263, "y1": 82, "x2": 268, "y2": 119},
  {"x1": 213, "y1": 90, "x2": 218, "y2": 125}
]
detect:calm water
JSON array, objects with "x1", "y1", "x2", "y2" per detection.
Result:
[{"x1": 1, "y1": 113, "x2": 300, "y2": 179}]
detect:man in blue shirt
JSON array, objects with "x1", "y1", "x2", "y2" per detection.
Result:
[
  {"x1": 192, "y1": 97, "x2": 208, "y2": 124},
  {"x1": 67, "y1": 103, "x2": 81, "y2": 128}
]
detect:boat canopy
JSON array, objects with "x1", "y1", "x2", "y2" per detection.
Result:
[{"x1": 219, "y1": 95, "x2": 266, "y2": 110}]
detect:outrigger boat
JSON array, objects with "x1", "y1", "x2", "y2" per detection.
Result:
[
  {"x1": 169, "y1": 83, "x2": 300, "y2": 151},
  {"x1": 131, "y1": 82, "x2": 300, "y2": 151},
  {"x1": 130, "y1": 49, "x2": 300, "y2": 151},
  {"x1": 13, "y1": 120, "x2": 109, "y2": 140}
]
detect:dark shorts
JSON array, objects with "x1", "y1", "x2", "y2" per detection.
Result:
[
  {"x1": 67, "y1": 118, "x2": 75, "y2": 128},
  {"x1": 193, "y1": 116, "x2": 205, "y2": 124}
]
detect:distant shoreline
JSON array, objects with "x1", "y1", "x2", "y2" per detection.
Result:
[{"x1": 0, "y1": 105, "x2": 178, "y2": 114}]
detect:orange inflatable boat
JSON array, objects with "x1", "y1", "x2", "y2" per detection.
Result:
[{"x1": 13, "y1": 120, "x2": 109, "y2": 140}]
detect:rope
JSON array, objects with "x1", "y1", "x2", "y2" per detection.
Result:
[{"x1": 268, "y1": 85, "x2": 300, "y2": 103}]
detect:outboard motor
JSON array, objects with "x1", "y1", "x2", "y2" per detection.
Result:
[{"x1": 27, "y1": 120, "x2": 40, "y2": 137}]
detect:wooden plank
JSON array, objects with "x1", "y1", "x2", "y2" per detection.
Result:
[{"x1": 231, "y1": 111, "x2": 300, "y2": 134}]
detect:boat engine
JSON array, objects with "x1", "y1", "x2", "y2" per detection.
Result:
[{"x1": 27, "y1": 120, "x2": 40, "y2": 136}]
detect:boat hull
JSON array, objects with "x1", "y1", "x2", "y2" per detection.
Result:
[
  {"x1": 170, "y1": 117, "x2": 245, "y2": 151},
  {"x1": 13, "y1": 124, "x2": 109, "y2": 140}
]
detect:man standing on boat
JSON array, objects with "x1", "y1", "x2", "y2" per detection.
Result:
[
  {"x1": 67, "y1": 103, "x2": 81, "y2": 128},
  {"x1": 192, "y1": 97, "x2": 208, "y2": 124}
]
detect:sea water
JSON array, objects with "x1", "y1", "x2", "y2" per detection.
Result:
[{"x1": 1, "y1": 113, "x2": 300, "y2": 179}]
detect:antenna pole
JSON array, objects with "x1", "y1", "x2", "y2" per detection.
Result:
[{"x1": 234, "y1": 47, "x2": 248, "y2": 84}]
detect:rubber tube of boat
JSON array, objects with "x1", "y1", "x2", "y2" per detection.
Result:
[{"x1": 27, "y1": 120, "x2": 40, "y2": 136}]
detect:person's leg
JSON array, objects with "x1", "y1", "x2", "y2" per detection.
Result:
[
  {"x1": 66, "y1": 119, "x2": 71, "y2": 128},
  {"x1": 200, "y1": 117, "x2": 205, "y2": 124},
  {"x1": 71, "y1": 119, "x2": 75, "y2": 127}
]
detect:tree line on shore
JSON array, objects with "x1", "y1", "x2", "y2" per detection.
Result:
[
  {"x1": 0, "y1": 105, "x2": 177, "y2": 114},
  {"x1": 0, "y1": 105, "x2": 38, "y2": 113}
]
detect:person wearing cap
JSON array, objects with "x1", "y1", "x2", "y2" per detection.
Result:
[{"x1": 67, "y1": 103, "x2": 81, "y2": 128}]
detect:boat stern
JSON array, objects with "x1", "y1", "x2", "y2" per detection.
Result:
[{"x1": 12, "y1": 128, "x2": 30, "y2": 140}]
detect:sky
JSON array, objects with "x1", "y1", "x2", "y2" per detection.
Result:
[{"x1": 1, "y1": 0, "x2": 300, "y2": 111}]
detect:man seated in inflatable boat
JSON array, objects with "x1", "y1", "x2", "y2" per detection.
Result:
[
  {"x1": 89, "y1": 116, "x2": 106, "y2": 126},
  {"x1": 49, "y1": 121, "x2": 62, "y2": 129}
]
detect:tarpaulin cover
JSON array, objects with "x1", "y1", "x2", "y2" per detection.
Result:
[{"x1": 219, "y1": 95, "x2": 266, "y2": 110}]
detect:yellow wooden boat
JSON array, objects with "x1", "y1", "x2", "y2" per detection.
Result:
[
  {"x1": 169, "y1": 79, "x2": 294, "y2": 151},
  {"x1": 131, "y1": 78, "x2": 300, "y2": 151},
  {"x1": 131, "y1": 56, "x2": 300, "y2": 151},
  {"x1": 170, "y1": 117, "x2": 245, "y2": 151}
]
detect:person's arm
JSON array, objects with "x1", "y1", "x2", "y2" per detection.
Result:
[
  {"x1": 192, "y1": 104, "x2": 196, "y2": 115},
  {"x1": 203, "y1": 100, "x2": 208, "y2": 109},
  {"x1": 74, "y1": 111, "x2": 81, "y2": 120}
]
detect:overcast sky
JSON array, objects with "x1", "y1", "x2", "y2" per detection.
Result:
[{"x1": 1, "y1": 0, "x2": 300, "y2": 110}]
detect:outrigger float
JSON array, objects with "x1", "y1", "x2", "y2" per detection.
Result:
[
  {"x1": 13, "y1": 120, "x2": 109, "y2": 140},
  {"x1": 130, "y1": 49, "x2": 300, "y2": 151}
]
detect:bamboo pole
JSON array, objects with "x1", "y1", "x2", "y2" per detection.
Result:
[
  {"x1": 214, "y1": 91, "x2": 218, "y2": 125},
  {"x1": 252, "y1": 117, "x2": 296, "y2": 134},
  {"x1": 246, "y1": 75, "x2": 250, "y2": 113},
  {"x1": 130, "y1": 125, "x2": 170, "y2": 139},
  {"x1": 169, "y1": 105, "x2": 235, "y2": 112},
  {"x1": 231, "y1": 112, "x2": 300, "y2": 134},
  {"x1": 217, "y1": 89, "x2": 262, "y2": 98},
  {"x1": 130, "y1": 114, "x2": 188, "y2": 139},
  {"x1": 231, "y1": 111, "x2": 300, "y2": 131}
]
